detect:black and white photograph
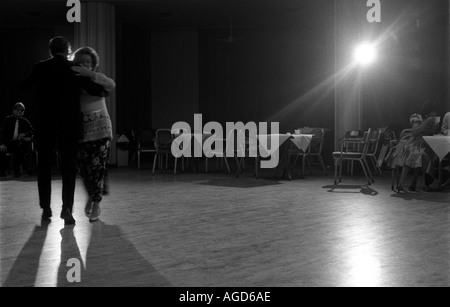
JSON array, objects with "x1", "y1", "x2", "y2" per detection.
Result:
[{"x1": 1, "y1": 0, "x2": 450, "y2": 290}]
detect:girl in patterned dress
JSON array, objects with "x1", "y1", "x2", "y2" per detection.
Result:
[{"x1": 390, "y1": 113, "x2": 438, "y2": 192}]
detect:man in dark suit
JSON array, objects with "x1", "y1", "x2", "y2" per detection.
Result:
[
  {"x1": 20, "y1": 36, "x2": 106, "y2": 225},
  {"x1": 0, "y1": 102, "x2": 34, "y2": 177}
]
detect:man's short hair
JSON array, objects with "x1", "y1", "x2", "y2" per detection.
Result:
[{"x1": 49, "y1": 36, "x2": 70, "y2": 56}]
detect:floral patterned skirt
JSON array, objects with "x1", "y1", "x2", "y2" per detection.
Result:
[{"x1": 78, "y1": 138, "x2": 111, "y2": 202}]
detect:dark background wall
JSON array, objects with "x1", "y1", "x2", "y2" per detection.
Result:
[
  {"x1": 115, "y1": 3, "x2": 336, "y2": 135},
  {"x1": 361, "y1": 0, "x2": 449, "y2": 135},
  {"x1": 116, "y1": 24, "x2": 153, "y2": 135},
  {"x1": 199, "y1": 23, "x2": 335, "y2": 133},
  {"x1": 0, "y1": 0, "x2": 448, "y2": 146}
]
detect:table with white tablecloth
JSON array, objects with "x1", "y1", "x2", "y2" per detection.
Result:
[
  {"x1": 423, "y1": 135, "x2": 450, "y2": 186},
  {"x1": 423, "y1": 136, "x2": 450, "y2": 160},
  {"x1": 256, "y1": 134, "x2": 313, "y2": 180}
]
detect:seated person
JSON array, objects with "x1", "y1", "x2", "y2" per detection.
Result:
[
  {"x1": 0, "y1": 102, "x2": 34, "y2": 177},
  {"x1": 389, "y1": 113, "x2": 439, "y2": 192},
  {"x1": 442, "y1": 112, "x2": 449, "y2": 136}
]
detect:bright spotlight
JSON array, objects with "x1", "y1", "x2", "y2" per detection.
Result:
[{"x1": 354, "y1": 43, "x2": 377, "y2": 66}]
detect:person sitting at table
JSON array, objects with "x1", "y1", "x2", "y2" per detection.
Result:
[
  {"x1": 0, "y1": 102, "x2": 34, "y2": 177},
  {"x1": 389, "y1": 113, "x2": 439, "y2": 193},
  {"x1": 441, "y1": 112, "x2": 450, "y2": 136}
]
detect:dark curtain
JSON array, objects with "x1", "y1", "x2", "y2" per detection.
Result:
[{"x1": 199, "y1": 8, "x2": 336, "y2": 133}]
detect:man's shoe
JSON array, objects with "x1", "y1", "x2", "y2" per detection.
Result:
[
  {"x1": 41, "y1": 208, "x2": 52, "y2": 220},
  {"x1": 60, "y1": 208, "x2": 76, "y2": 225}
]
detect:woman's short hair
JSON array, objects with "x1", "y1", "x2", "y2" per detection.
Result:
[{"x1": 72, "y1": 46, "x2": 100, "y2": 70}]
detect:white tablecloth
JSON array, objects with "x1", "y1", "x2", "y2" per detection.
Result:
[
  {"x1": 257, "y1": 134, "x2": 313, "y2": 157},
  {"x1": 423, "y1": 136, "x2": 450, "y2": 160},
  {"x1": 290, "y1": 134, "x2": 313, "y2": 152}
]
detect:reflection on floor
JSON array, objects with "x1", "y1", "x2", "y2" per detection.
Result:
[{"x1": 1, "y1": 166, "x2": 449, "y2": 287}]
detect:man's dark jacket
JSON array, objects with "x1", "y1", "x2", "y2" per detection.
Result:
[{"x1": 20, "y1": 54, "x2": 106, "y2": 141}]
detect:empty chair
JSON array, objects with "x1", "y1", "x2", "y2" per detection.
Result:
[
  {"x1": 375, "y1": 128, "x2": 397, "y2": 172},
  {"x1": 290, "y1": 127, "x2": 327, "y2": 175},
  {"x1": 137, "y1": 129, "x2": 156, "y2": 170},
  {"x1": 366, "y1": 128, "x2": 383, "y2": 175},
  {"x1": 341, "y1": 129, "x2": 365, "y2": 175},
  {"x1": 205, "y1": 132, "x2": 232, "y2": 174},
  {"x1": 333, "y1": 128, "x2": 374, "y2": 185},
  {"x1": 152, "y1": 129, "x2": 182, "y2": 175},
  {"x1": 343, "y1": 130, "x2": 364, "y2": 152},
  {"x1": 235, "y1": 132, "x2": 259, "y2": 178}
]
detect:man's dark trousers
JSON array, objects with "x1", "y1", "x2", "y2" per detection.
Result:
[{"x1": 37, "y1": 137, "x2": 78, "y2": 213}]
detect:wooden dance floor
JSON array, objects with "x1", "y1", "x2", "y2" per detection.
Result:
[{"x1": 1, "y1": 166, "x2": 449, "y2": 287}]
